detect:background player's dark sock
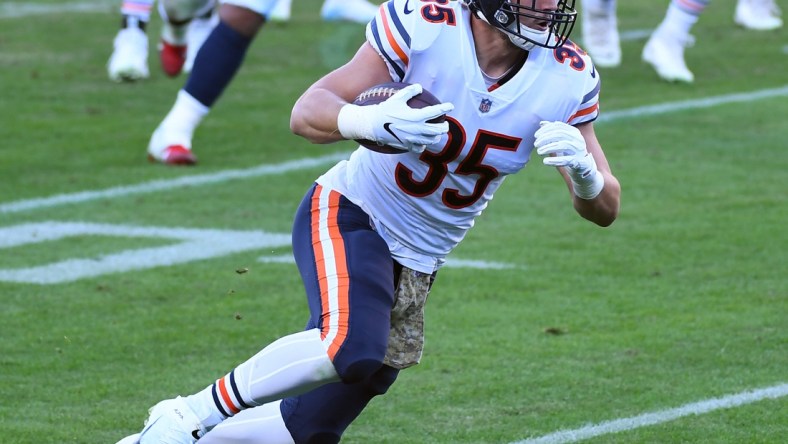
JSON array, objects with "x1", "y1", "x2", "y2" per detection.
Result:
[{"x1": 184, "y1": 21, "x2": 252, "y2": 107}]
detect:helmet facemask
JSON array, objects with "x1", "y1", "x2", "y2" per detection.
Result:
[{"x1": 468, "y1": 0, "x2": 577, "y2": 50}]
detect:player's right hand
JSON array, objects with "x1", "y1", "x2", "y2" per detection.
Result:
[
  {"x1": 338, "y1": 84, "x2": 454, "y2": 153},
  {"x1": 368, "y1": 84, "x2": 453, "y2": 152}
]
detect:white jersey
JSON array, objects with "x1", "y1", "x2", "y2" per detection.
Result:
[{"x1": 316, "y1": 0, "x2": 601, "y2": 274}]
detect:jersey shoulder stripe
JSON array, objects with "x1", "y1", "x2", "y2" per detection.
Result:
[
  {"x1": 367, "y1": 0, "x2": 428, "y2": 82},
  {"x1": 367, "y1": 1, "x2": 414, "y2": 80},
  {"x1": 568, "y1": 77, "x2": 601, "y2": 125}
]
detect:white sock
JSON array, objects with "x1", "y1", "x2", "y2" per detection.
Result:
[
  {"x1": 121, "y1": 0, "x2": 154, "y2": 22},
  {"x1": 238, "y1": 329, "x2": 339, "y2": 403},
  {"x1": 582, "y1": 0, "x2": 616, "y2": 14},
  {"x1": 270, "y1": 0, "x2": 292, "y2": 16},
  {"x1": 658, "y1": 0, "x2": 708, "y2": 36},
  {"x1": 186, "y1": 329, "x2": 339, "y2": 429},
  {"x1": 159, "y1": 90, "x2": 209, "y2": 138},
  {"x1": 199, "y1": 400, "x2": 295, "y2": 444}
]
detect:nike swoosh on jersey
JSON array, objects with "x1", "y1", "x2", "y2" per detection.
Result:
[
  {"x1": 383, "y1": 123, "x2": 403, "y2": 143},
  {"x1": 404, "y1": 0, "x2": 414, "y2": 14}
]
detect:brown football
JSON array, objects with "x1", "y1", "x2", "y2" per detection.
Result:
[{"x1": 352, "y1": 82, "x2": 445, "y2": 154}]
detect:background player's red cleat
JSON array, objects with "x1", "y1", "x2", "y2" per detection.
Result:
[
  {"x1": 148, "y1": 145, "x2": 197, "y2": 166},
  {"x1": 159, "y1": 40, "x2": 187, "y2": 77}
]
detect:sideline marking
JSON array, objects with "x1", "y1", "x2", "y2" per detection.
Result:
[
  {"x1": 0, "y1": 1, "x2": 112, "y2": 18},
  {"x1": 0, "y1": 152, "x2": 348, "y2": 214},
  {"x1": 619, "y1": 29, "x2": 652, "y2": 41},
  {"x1": 598, "y1": 85, "x2": 788, "y2": 122},
  {"x1": 1, "y1": 88, "x2": 786, "y2": 215},
  {"x1": 511, "y1": 383, "x2": 788, "y2": 444}
]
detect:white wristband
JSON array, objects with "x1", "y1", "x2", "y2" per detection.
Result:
[
  {"x1": 337, "y1": 103, "x2": 374, "y2": 141},
  {"x1": 571, "y1": 170, "x2": 605, "y2": 200}
]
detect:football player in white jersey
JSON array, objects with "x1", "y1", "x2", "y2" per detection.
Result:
[{"x1": 115, "y1": 1, "x2": 621, "y2": 443}]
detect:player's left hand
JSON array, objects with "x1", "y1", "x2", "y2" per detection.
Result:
[
  {"x1": 534, "y1": 121, "x2": 596, "y2": 178},
  {"x1": 534, "y1": 121, "x2": 604, "y2": 199}
]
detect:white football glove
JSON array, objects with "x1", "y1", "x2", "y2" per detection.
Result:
[
  {"x1": 534, "y1": 121, "x2": 605, "y2": 200},
  {"x1": 337, "y1": 83, "x2": 454, "y2": 153}
]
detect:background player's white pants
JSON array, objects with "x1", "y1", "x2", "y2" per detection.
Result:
[
  {"x1": 222, "y1": 0, "x2": 280, "y2": 16},
  {"x1": 159, "y1": 0, "x2": 215, "y2": 22}
]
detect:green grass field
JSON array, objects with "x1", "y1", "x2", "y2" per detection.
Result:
[{"x1": 1, "y1": 1, "x2": 786, "y2": 443}]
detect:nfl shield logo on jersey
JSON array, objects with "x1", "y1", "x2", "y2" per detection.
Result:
[{"x1": 479, "y1": 98, "x2": 492, "y2": 113}]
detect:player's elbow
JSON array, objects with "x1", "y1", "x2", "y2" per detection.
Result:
[
  {"x1": 580, "y1": 205, "x2": 618, "y2": 227},
  {"x1": 290, "y1": 104, "x2": 340, "y2": 144},
  {"x1": 595, "y1": 210, "x2": 618, "y2": 227},
  {"x1": 289, "y1": 113, "x2": 317, "y2": 143},
  {"x1": 289, "y1": 114, "x2": 306, "y2": 139},
  {"x1": 289, "y1": 105, "x2": 310, "y2": 139},
  {"x1": 578, "y1": 181, "x2": 620, "y2": 227}
]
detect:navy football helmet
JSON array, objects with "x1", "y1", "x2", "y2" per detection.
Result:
[{"x1": 465, "y1": 0, "x2": 577, "y2": 50}]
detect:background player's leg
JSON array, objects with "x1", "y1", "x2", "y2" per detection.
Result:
[
  {"x1": 147, "y1": 1, "x2": 273, "y2": 165},
  {"x1": 734, "y1": 0, "x2": 783, "y2": 30},
  {"x1": 108, "y1": 0, "x2": 154, "y2": 81},
  {"x1": 158, "y1": 0, "x2": 216, "y2": 77},
  {"x1": 580, "y1": 0, "x2": 620, "y2": 68},
  {"x1": 642, "y1": 0, "x2": 710, "y2": 83}
]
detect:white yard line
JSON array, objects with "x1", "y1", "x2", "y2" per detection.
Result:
[
  {"x1": 511, "y1": 383, "x2": 788, "y2": 444},
  {"x1": 0, "y1": 1, "x2": 113, "y2": 18},
  {"x1": 619, "y1": 29, "x2": 653, "y2": 41},
  {"x1": 0, "y1": 152, "x2": 348, "y2": 214},
  {"x1": 0, "y1": 221, "x2": 291, "y2": 284},
  {"x1": 3, "y1": 86, "x2": 786, "y2": 215},
  {"x1": 598, "y1": 85, "x2": 788, "y2": 123}
]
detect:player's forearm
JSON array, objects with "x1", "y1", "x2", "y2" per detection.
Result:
[
  {"x1": 572, "y1": 171, "x2": 620, "y2": 227},
  {"x1": 290, "y1": 88, "x2": 348, "y2": 144}
]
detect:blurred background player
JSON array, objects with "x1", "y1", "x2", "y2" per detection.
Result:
[
  {"x1": 580, "y1": 0, "x2": 620, "y2": 68},
  {"x1": 268, "y1": 0, "x2": 380, "y2": 22},
  {"x1": 147, "y1": 0, "x2": 381, "y2": 165},
  {"x1": 580, "y1": 0, "x2": 783, "y2": 82},
  {"x1": 643, "y1": 0, "x2": 782, "y2": 83},
  {"x1": 107, "y1": 0, "x2": 219, "y2": 82}
]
